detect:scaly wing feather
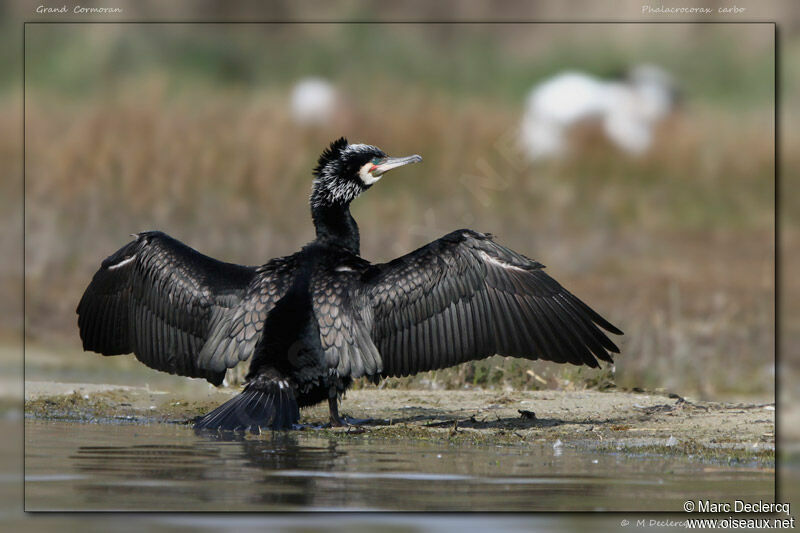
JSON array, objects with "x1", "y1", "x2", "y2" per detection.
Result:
[{"x1": 362, "y1": 229, "x2": 622, "y2": 377}]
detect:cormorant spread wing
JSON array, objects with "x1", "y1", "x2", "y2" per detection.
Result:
[
  {"x1": 363, "y1": 229, "x2": 622, "y2": 377},
  {"x1": 76, "y1": 231, "x2": 293, "y2": 384}
]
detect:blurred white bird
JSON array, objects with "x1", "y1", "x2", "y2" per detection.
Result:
[
  {"x1": 520, "y1": 65, "x2": 679, "y2": 160},
  {"x1": 290, "y1": 77, "x2": 337, "y2": 126}
]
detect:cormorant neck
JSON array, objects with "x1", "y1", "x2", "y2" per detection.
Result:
[{"x1": 311, "y1": 202, "x2": 360, "y2": 254}]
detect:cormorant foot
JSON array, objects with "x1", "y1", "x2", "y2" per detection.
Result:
[{"x1": 329, "y1": 415, "x2": 375, "y2": 427}]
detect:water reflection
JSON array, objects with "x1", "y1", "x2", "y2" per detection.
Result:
[
  {"x1": 69, "y1": 433, "x2": 349, "y2": 508},
  {"x1": 25, "y1": 420, "x2": 774, "y2": 511}
]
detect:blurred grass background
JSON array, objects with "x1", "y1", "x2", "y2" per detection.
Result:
[{"x1": 14, "y1": 20, "x2": 779, "y2": 399}]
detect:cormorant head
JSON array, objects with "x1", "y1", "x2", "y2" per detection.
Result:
[{"x1": 311, "y1": 137, "x2": 422, "y2": 208}]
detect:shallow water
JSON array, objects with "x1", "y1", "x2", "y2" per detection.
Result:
[{"x1": 24, "y1": 419, "x2": 773, "y2": 512}]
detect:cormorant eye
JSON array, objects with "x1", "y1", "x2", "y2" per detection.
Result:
[{"x1": 371, "y1": 157, "x2": 381, "y2": 165}]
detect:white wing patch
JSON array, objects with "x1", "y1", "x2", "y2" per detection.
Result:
[
  {"x1": 479, "y1": 250, "x2": 528, "y2": 273},
  {"x1": 107, "y1": 255, "x2": 136, "y2": 271}
]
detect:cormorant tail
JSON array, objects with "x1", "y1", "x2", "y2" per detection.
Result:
[{"x1": 194, "y1": 375, "x2": 299, "y2": 432}]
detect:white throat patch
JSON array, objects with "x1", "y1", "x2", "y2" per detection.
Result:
[{"x1": 358, "y1": 162, "x2": 381, "y2": 186}]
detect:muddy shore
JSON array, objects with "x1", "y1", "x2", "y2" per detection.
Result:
[{"x1": 24, "y1": 382, "x2": 775, "y2": 466}]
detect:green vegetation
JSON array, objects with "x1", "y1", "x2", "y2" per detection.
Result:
[{"x1": 21, "y1": 24, "x2": 773, "y2": 109}]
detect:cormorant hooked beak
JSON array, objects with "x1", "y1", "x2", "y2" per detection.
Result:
[{"x1": 371, "y1": 154, "x2": 422, "y2": 177}]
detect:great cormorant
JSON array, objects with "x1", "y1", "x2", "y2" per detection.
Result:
[{"x1": 77, "y1": 137, "x2": 622, "y2": 431}]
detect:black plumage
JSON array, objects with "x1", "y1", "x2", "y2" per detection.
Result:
[{"x1": 77, "y1": 137, "x2": 622, "y2": 431}]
